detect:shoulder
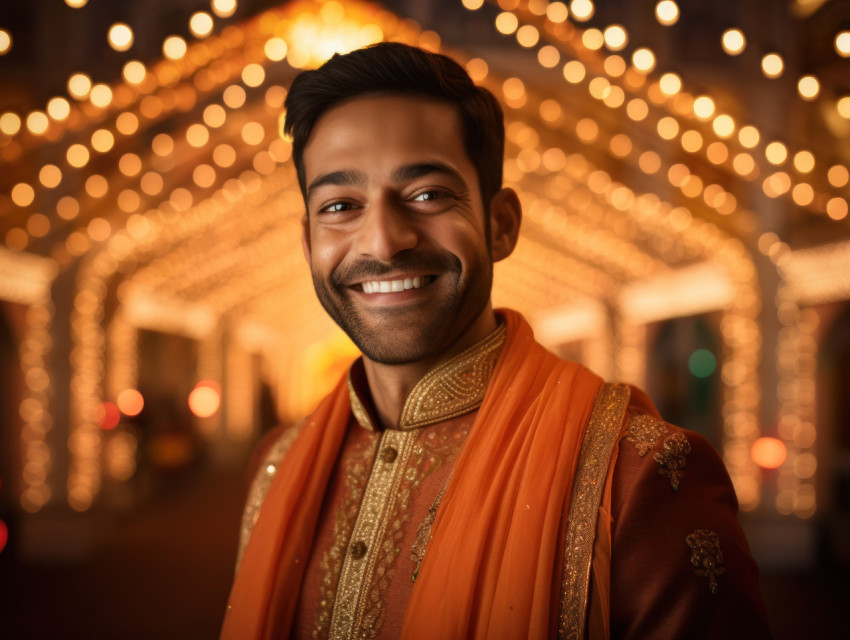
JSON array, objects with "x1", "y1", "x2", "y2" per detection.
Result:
[{"x1": 607, "y1": 406, "x2": 771, "y2": 638}]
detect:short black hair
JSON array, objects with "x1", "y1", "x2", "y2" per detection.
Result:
[{"x1": 283, "y1": 42, "x2": 504, "y2": 209}]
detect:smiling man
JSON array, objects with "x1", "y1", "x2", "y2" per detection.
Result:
[{"x1": 221, "y1": 43, "x2": 771, "y2": 639}]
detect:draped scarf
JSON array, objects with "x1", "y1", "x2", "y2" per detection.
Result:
[{"x1": 221, "y1": 309, "x2": 605, "y2": 639}]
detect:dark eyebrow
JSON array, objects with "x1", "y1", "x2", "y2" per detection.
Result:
[
  {"x1": 391, "y1": 162, "x2": 465, "y2": 185},
  {"x1": 305, "y1": 169, "x2": 367, "y2": 204}
]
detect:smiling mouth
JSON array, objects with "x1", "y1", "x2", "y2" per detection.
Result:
[{"x1": 358, "y1": 275, "x2": 436, "y2": 294}]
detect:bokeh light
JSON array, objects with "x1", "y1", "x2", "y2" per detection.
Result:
[
  {"x1": 751, "y1": 437, "x2": 787, "y2": 469},
  {"x1": 655, "y1": 1, "x2": 679, "y2": 25},
  {"x1": 688, "y1": 348, "x2": 717, "y2": 378},
  {"x1": 117, "y1": 389, "x2": 144, "y2": 416},
  {"x1": 95, "y1": 401, "x2": 121, "y2": 431},
  {"x1": 108, "y1": 23, "x2": 134, "y2": 51},
  {"x1": 189, "y1": 382, "x2": 221, "y2": 418}
]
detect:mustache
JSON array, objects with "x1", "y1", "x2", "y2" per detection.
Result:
[{"x1": 331, "y1": 249, "x2": 461, "y2": 286}]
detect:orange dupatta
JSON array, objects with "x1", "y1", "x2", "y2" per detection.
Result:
[{"x1": 221, "y1": 309, "x2": 605, "y2": 639}]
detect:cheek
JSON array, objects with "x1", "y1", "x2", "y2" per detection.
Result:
[{"x1": 310, "y1": 229, "x2": 349, "y2": 269}]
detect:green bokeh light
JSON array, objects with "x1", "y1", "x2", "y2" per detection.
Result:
[{"x1": 688, "y1": 348, "x2": 716, "y2": 378}]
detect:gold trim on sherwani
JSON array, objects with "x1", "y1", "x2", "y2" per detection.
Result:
[{"x1": 558, "y1": 382, "x2": 631, "y2": 640}]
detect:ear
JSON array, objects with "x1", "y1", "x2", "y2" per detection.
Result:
[
  {"x1": 488, "y1": 188, "x2": 522, "y2": 262},
  {"x1": 301, "y1": 213, "x2": 312, "y2": 266}
]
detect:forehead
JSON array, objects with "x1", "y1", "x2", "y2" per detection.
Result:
[{"x1": 302, "y1": 94, "x2": 475, "y2": 184}]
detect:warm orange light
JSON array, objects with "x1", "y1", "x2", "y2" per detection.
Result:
[
  {"x1": 603, "y1": 25, "x2": 627, "y2": 51},
  {"x1": 0, "y1": 112, "x2": 21, "y2": 135},
  {"x1": 163, "y1": 35, "x2": 188, "y2": 60},
  {"x1": 189, "y1": 11, "x2": 214, "y2": 38},
  {"x1": 95, "y1": 401, "x2": 121, "y2": 430},
  {"x1": 122, "y1": 60, "x2": 146, "y2": 84},
  {"x1": 516, "y1": 24, "x2": 539, "y2": 48},
  {"x1": 631, "y1": 48, "x2": 656, "y2": 72},
  {"x1": 211, "y1": 0, "x2": 237, "y2": 19},
  {"x1": 751, "y1": 437, "x2": 787, "y2": 469},
  {"x1": 797, "y1": 75, "x2": 820, "y2": 100},
  {"x1": 570, "y1": 0, "x2": 594, "y2": 21},
  {"x1": 495, "y1": 12, "x2": 518, "y2": 35},
  {"x1": 189, "y1": 383, "x2": 221, "y2": 418},
  {"x1": 658, "y1": 72, "x2": 681, "y2": 95},
  {"x1": 761, "y1": 53, "x2": 784, "y2": 78},
  {"x1": 108, "y1": 23, "x2": 134, "y2": 51},
  {"x1": 721, "y1": 28, "x2": 745, "y2": 55},
  {"x1": 655, "y1": 0, "x2": 679, "y2": 25},
  {"x1": 117, "y1": 389, "x2": 144, "y2": 416},
  {"x1": 0, "y1": 29, "x2": 11, "y2": 55},
  {"x1": 67, "y1": 73, "x2": 92, "y2": 99},
  {"x1": 47, "y1": 97, "x2": 71, "y2": 121},
  {"x1": 265, "y1": 37, "x2": 287, "y2": 61}
]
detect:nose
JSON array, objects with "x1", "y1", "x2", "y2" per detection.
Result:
[{"x1": 354, "y1": 196, "x2": 418, "y2": 260}]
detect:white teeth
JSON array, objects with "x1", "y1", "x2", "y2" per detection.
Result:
[{"x1": 361, "y1": 276, "x2": 430, "y2": 294}]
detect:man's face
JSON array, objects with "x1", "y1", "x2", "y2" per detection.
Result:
[{"x1": 301, "y1": 95, "x2": 494, "y2": 365}]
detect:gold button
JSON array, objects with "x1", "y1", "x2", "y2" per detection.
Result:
[
  {"x1": 381, "y1": 446, "x2": 398, "y2": 463},
  {"x1": 350, "y1": 540, "x2": 367, "y2": 559}
]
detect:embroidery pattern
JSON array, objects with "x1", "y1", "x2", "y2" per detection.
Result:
[
  {"x1": 410, "y1": 478, "x2": 449, "y2": 583},
  {"x1": 558, "y1": 383, "x2": 631, "y2": 640},
  {"x1": 313, "y1": 434, "x2": 377, "y2": 639},
  {"x1": 326, "y1": 425, "x2": 469, "y2": 640},
  {"x1": 654, "y1": 432, "x2": 692, "y2": 490},
  {"x1": 686, "y1": 529, "x2": 726, "y2": 594},
  {"x1": 398, "y1": 323, "x2": 506, "y2": 429},
  {"x1": 236, "y1": 421, "x2": 302, "y2": 569},
  {"x1": 625, "y1": 414, "x2": 668, "y2": 457}
]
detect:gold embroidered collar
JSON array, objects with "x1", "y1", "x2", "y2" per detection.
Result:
[{"x1": 347, "y1": 322, "x2": 507, "y2": 431}]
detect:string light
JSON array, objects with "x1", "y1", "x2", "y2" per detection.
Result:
[
  {"x1": 603, "y1": 25, "x2": 628, "y2": 51},
  {"x1": 797, "y1": 75, "x2": 820, "y2": 100},
  {"x1": 836, "y1": 30, "x2": 850, "y2": 57},
  {"x1": 655, "y1": 1, "x2": 679, "y2": 25},
  {"x1": 108, "y1": 23, "x2": 134, "y2": 51},
  {"x1": 0, "y1": 29, "x2": 11, "y2": 55},
  {"x1": 761, "y1": 53, "x2": 784, "y2": 78},
  {"x1": 189, "y1": 12, "x2": 215, "y2": 38},
  {"x1": 570, "y1": 0, "x2": 594, "y2": 22},
  {"x1": 211, "y1": 0, "x2": 237, "y2": 19},
  {"x1": 162, "y1": 35, "x2": 188, "y2": 60},
  {"x1": 721, "y1": 28, "x2": 746, "y2": 55}
]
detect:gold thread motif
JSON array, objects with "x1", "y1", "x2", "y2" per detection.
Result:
[
  {"x1": 410, "y1": 477, "x2": 449, "y2": 583},
  {"x1": 325, "y1": 424, "x2": 469, "y2": 639},
  {"x1": 686, "y1": 529, "x2": 726, "y2": 594},
  {"x1": 348, "y1": 373, "x2": 376, "y2": 432},
  {"x1": 313, "y1": 432, "x2": 377, "y2": 639},
  {"x1": 558, "y1": 383, "x2": 631, "y2": 640},
  {"x1": 328, "y1": 429, "x2": 417, "y2": 639},
  {"x1": 236, "y1": 421, "x2": 303, "y2": 570},
  {"x1": 653, "y1": 432, "x2": 692, "y2": 491},
  {"x1": 625, "y1": 414, "x2": 668, "y2": 457},
  {"x1": 397, "y1": 323, "x2": 506, "y2": 429}
]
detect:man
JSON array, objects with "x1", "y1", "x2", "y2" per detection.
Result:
[{"x1": 222, "y1": 43, "x2": 771, "y2": 639}]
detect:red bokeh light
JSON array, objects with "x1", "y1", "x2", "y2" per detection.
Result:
[
  {"x1": 0, "y1": 519, "x2": 8, "y2": 554},
  {"x1": 94, "y1": 401, "x2": 121, "y2": 430}
]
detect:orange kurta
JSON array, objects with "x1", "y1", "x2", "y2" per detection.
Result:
[{"x1": 223, "y1": 310, "x2": 771, "y2": 639}]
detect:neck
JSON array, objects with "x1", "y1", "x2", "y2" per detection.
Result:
[{"x1": 361, "y1": 305, "x2": 498, "y2": 430}]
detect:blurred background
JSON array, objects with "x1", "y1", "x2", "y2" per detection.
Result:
[{"x1": 0, "y1": 0, "x2": 848, "y2": 637}]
